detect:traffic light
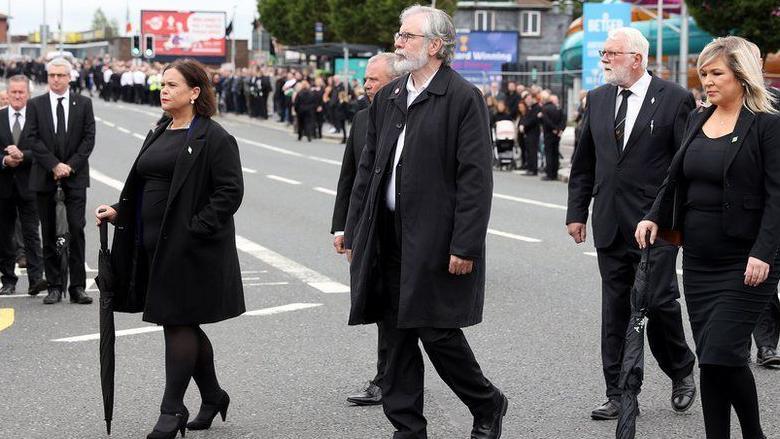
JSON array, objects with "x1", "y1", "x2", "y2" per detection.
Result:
[
  {"x1": 144, "y1": 35, "x2": 154, "y2": 58},
  {"x1": 131, "y1": 35, "x2": 141, "y2": 57}
]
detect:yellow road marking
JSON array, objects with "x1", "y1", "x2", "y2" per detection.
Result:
[{"x1": 0, "y1": 308, "x2": 14, "y2": 332}]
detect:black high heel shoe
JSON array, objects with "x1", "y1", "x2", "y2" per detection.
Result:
[
  {"x1": 186, "y1": 391, "x2": 230, "y2": 431},
  {"x1": 147, "y1": 408, "x2": 189, "y2": 439}
]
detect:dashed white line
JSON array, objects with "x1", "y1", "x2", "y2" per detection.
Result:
[
  {"x1": 242, "y1": 167, "x2": 258, "y2": 174},
  {"x1": 313, "y1": 187, "x2": 337, "y2": 196},
  {"x1": 244, "y1": 303, "x2": 322, "y2": 316},
  {"x1": 132, "y1": 132, "x2": 146, "y2": 140},
  {"x1": 266, "y1": 174, "x2": 301, "y2": 185},
  {"x1": 102, "y1": 121, "x2": 116, "y2": 127},
  {"x1": 117, "y1": 126, "x2": 131, "y2": 134},
  {"x1": 235, "y1": 235, "x2": 349, "y2": 294},
  {"x1": 91, "y1": 169, "x2": 124, "y2": 191},
  {"x1": 493, "y1": 192, "x2": 567, "y2": 210},
  {"x1": 487, "y1": 229, "x2": 542, "y2": 243},
  {"x1": 244, "y1": 282, "x2": 290, "y2": 286}
]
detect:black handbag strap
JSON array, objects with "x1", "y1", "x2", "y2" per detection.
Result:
[{"x1": 99, "y1": 221, "x2": 108, "y2": 253}]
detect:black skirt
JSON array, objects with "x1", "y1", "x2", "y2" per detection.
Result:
[{"x1": 682, "y1": 209, "x2": 780, "y2": 366}]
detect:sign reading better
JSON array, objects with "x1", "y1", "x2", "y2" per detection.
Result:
[{"x1": 582, "y1": 3, "x2": 632, "y2": 91}]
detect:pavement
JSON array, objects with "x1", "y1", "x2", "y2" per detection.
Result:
[{"x1": 0, "y1": 97, "x2": 777, "y2": 439}]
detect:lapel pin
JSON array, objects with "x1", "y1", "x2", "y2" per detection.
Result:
[
  {"x1": 394, "y1": 88, "x2": 400, "y2": 94},
  {"x1": 187, "y1": 146, "x2": 192, "y2": 154},
  {"x1": 650, "y1": 97, "x2": 655, "y2": 105},
  {"x1": 732, "y1": 136, "x2": 738, "y2": 143},
  {"x1": 650, "y1": 120, "x2": 654, "y2": 135}
]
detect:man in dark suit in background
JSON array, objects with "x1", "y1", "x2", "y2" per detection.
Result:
[
  {"x1": 27, "y1": 57, "x2": 95, "y2": 305},
  {"x1": 519, "y1": 92, "x2": 541, "y2": 175},
  {"x1": 539, "y1": 91, "x2": 565, "y2": 181},
  {"x1": 566, "y1": 27, "x2": 697, "y2": 420},
  {"x1": 0, "y1": 75, "x2": 47, "y2": 296},
  {"x1": 331, "y1": 52, "x2": 399, "y2": 407}
]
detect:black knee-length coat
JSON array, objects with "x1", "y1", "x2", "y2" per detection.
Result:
[{"x1": 110, "y1": 115, "x2": 245, "y2": 325}]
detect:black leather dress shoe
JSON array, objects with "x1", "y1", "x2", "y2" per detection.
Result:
[
  {"x1": 471, "y1": 392, "x2": 508, "y2": 439},
  {"x1": 671, "y1": 372, "x2": 697, "y2": 412},
  {"x1": 757, "y1": 346, "x2": 780, "y2": 368},
  {"x1": 0, "y1": 284, "x2": 16, "y2": 295},
  {"x1": 69, "y1": 287, "x2": 93, "y2": 304},
  {"x1": 27, "y1": 279, "x2": 49, "y2": 296},
  {"x1": 43, "y1": 289, "x2": 62, "y2": 304},
  {"x1": 16, "y1": 255, "x2": 27, "y2": 268},
  {"x1": 591, "y1": 399, "x2": 620, "y2": 420},
  {"x1": 346, "y1": 381, "x2": 382, "y2": 406}
]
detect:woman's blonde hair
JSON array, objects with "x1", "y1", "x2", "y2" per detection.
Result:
[{"x1": 696, "y1": 36, "x2": 778, "y2": 114}]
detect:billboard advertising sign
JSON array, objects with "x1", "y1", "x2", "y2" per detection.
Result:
[
  {"x1": 334, "y1": 58, "x2": 369, "y2": 84},
  {"x1": 141, "y1": 10, "x2": 226, "y2": 60},
  {"x1": 452, "y1": 31, "x2": 518, "y2": 87},
  {"x1": 582, "y1": 2, "x2": 632, "y2": 90}
]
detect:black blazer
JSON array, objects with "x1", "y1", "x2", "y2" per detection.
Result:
[
  {"x1": 645, "y1": 105, "x2": 780, "y2": 264},
  {"x1": 110, "y1": 116, "x2": 245, "y2": 323},
  {"x1": 0, "y1": 107, "x2": 34, "y2": 198},
  {"x1": 27, "y1": 91, "x2": 95, "y2": 191},
  {"x1": 566, "y1": 74, "x2": 695, "y2": 248},
  {"x1": 331, "y1": 107, "x2": 368, "y2": 234}
]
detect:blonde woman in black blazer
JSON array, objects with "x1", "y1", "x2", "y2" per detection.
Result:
[{"x1": 636, "y1": 36, "x2": 780, "y2": 439}]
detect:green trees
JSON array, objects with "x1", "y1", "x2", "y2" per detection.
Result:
[
  {"x1": 687, "y1": 0, "x2": 780, "y2": 55},
  {"x1": 258, "y1": 0, "x2": 457, "y2": 48}
]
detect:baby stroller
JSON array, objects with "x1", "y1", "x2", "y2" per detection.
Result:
[{"x1": 492, "y1": 119, "x2": 520, "y2": 171}]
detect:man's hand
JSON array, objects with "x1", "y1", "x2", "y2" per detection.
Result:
[
  {"x1": 449, "y1": 255, "x2": 474, "y2": 275},
  {"x1": 4, "y1": 145, "x2": 22, "y2": 160},
  {"x1": 567, "y1": 222, "x2": 587, "y2": 244},
  {"x1": 634, "y1": 220, "x2": 658, "y2": 249},
  {"x1": 745, "y1": 257, "x2": 770, "y2": 287},
  {"x1": 346, "y1": 249, "x2": 353, "y2": 263},
  {"x1": 2, "y1": 155, "x2": 21, "y2": 168},
  {"x1": 333, "y1": 235, "x2": 346, "y2": 254},
  {"x1": 52, "y1": 163, "x2": 72, "y2": 180}
]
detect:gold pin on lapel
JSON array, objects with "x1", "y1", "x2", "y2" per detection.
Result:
[{"x1": 732, "y1": 136, "x2": 738, "y2": 143}]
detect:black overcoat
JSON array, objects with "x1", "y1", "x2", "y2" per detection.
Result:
[
  {"x1": 344, "y1": 66, "x2": 493, "y2": 329},
  {"x1": 110, "y1": 116, "x2": 245, "y2": 324}
]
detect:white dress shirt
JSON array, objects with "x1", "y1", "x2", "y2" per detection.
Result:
[
  {"x1": 8, "y1": 105, "x2": 26, "y2": 134},
  {"x1": 49, "y1": 90, "x2": 70, "y2": 132},
  {"x1": 103, "y1": 68, "x2": 113, "y2": 84},
  {"x1": 385, "y1": 71, "x2": 437, "y2": 211},
  {"x1": 614, "y1": 70, "x2": 652, "y2": 149},
  {"x1": 121, "y1": 71, "x2": 133, "y2": 86},
  {"x1": 133, "y1": 70, "x2": 147, "y2": 85}
]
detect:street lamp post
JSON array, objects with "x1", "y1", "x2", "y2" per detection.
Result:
[{"x1": 656, "y1": 0, "x2": 663, "y2": 76}]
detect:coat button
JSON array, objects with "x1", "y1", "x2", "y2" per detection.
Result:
[
  {"x1": 374, "y1": 167, "x2": 381, "y2": 174},
  {"x1": 396, "y1": 123, "x2": 403, "y2": 129},
  {"x1": 723, "y1": 202, "x2": 730, "y2": 209}
]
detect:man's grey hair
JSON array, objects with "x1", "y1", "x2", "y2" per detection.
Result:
[
  {"x1": 367, "y1": 52, "x2": 401, "y2": 78},
  {"x1": 46, "y1": 57, "x2": 73, "y2": 73},
  {"x1": 607, "y1": 27, "x2": 649, "y2": 69},
  {"x1": 400, "y1": 4, "x2": 456, "y2": 66},
  {"x1": 7, "y1": 74, "x2": 30, "y2": 87}
]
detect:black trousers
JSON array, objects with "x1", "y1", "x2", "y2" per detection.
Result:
[
  {"x1": 378, "y1": 208, "x2": 499, "y2": 438},
  {"x1": 36, "y1": 187, "x2": 86, "y2": 292},
  {"x1": 597, "y1": 236, "x2": 696, "y2": 399},
  {"x1": 259, "y1": 95, "x2": 269, "y2": 119},
  {"x1": 0, "y1": 189, "x2": 44, "y2": 286},
  {"x1": 754, "y1": 293, "x2": 780, "y2": 349},
  {"x1": 525, "y1": 133, "x2": 539, "y2": 173},
  {"x1": 544, "y1": 135, "x2": 560, "y2": 179}
]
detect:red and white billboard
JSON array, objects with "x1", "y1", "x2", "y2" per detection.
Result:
[{"x1": 141, "y1": 10, "x2": 226, "y2": 58}]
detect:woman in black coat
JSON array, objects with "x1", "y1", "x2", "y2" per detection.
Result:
[
  {"x1": 636, "y1": 37, "x2": 780, "y2": 439},
  {"x1": 96, "y1": 59, "x2": 244, "y2": 439}
]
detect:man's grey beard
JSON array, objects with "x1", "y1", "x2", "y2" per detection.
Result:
[{"x1": 394, "y1": 48, "x2": 428, "y2": 73}]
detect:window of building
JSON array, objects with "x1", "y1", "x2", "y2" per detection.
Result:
[
  {"x1": 474, "y1": 10, "x2": 495, "y2": 31},
  {"x1": 521, "y1": 11, "x2": 541, "y2": 37}
]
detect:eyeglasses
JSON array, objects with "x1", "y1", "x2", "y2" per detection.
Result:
[
  {"x1": 394, "y1": 32, "x2": 426, "y2": 43},
  {"x1": 598, "y1": 50, "x2": 638, "y2": 59},
  {"x1": 48, "y1": 73, "x2": 68, "y2": 78}
]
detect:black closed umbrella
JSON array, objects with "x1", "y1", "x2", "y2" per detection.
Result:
[
  {"x1": 95, "y1": 221, "x2": 115, "y2": 435},
  {"x1": 616, "y1": 243, "x2": 651, "y2": 439},
  {"x1": 55, "y1": 183, "x2": 70, "y2": 294}
]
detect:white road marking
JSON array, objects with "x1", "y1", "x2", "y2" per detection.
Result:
[
  {"x1": 244, "y1": 282, "x2": 290, "y2": 286},
  {"x1": 235, "y1": 235, "x2": 349, "y2": 293},
  {"x1": 493, "y1": 192, "x2": 567, "y2": 210},
  {"x1": 234, "y1": 136, "x2": 343, "y2": 167},
  {"x1": 266, "y1": 174, "x2": 301, "y2": 185},
  {"x1": 91, "y1": 169, "x2": 124, "y2": 191},
  {"x1": 242, "y1": 167, "x2": 258, "y2": 174},
  {"x1": 487, "y1": 229, "x2": 542, "y2": 243},
  {"x1": 244, "y1": 302, "x2": 322, "y2": 316},
  {"x1": 102, "y1": 121, "x2": 115, "y2": 127},
  {"x1": 306, "y1": 155, "x2": 342, "y2": 166},
  {"x1": 0, "y1": 294, "x2": 36, "y2": 299},
  {"x1": 117, "y1": 126, "x2": 131, "y2": 134},
  {"x1": 94, "y1": 116, "x2": 102, "y2": 121},
  {"x1": 132, "y1": 132, "x2": 146, "y2": 140},
  {"x1": 52, "y1": 302, "x2": 323, "y2": 342},
  {"x1": 313, "y1": 187, "x2": 337, "y2": 196}
]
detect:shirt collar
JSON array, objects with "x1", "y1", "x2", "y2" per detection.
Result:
[
  {"x1": 10, "y1": 106, "x2": 25, "y2": 116},
  {"x1": 619, "y1": 70, "x2": 652, "y2": 100},
  {"x1": 406, "y1": 69, "x2": 437, "y2": 95},
  {"x1": 50, "y1": 90, "x2": 69, "y2": 101}
]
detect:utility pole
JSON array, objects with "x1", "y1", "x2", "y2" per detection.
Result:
[
  {"x1": 678, "y1": 1, "x2": 689, "y2": 88},
  {"x1": 41, "y1": 0, "x2": 47, "y2": 58},
  {"x1": 656, "y1": 0, "x2": 663, "y2": 76},
  {"x1": 58, "y1": 0, "x2": 63, "y2": 54}
]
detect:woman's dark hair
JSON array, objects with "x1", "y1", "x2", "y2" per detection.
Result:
[{"x1": 163, "y1": 58, "x2": 217, "y2": 117}]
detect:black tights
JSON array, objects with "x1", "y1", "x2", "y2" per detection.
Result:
[
  {"x1": 700, "y1": 364, "x2": 764, "y2": 439},
  {"x1": 160, "y1": 325, "x2": 222, "y2": 414}
]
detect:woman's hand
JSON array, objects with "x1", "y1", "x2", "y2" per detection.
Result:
[
  {"x1": 635, "y1": 220, "x2": 659, "y2": 249},
  {"x1": 95, "y1": 205, "x2": 118, "y2": 226},
  {"x1": 744, "y1": 257, "x2": 770, "y2": 287}
]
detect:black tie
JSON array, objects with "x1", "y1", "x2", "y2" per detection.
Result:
[
  {"x1": 56, "y1": 97, "x2": 66, "y2": 159},
  {"x1": 614, "y1": 89, "x2": 632, "y2": 150},
  {"x1": 12, "y1": 112, "x2": 21, "y2": 145}
]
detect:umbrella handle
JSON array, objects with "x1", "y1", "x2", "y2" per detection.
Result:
[
  {"x1": 640, "y1": 232, "x2": 651, "y2": 267},
  {"x1": 99, "y1": 221, "x2": 109, "y2": 253}
]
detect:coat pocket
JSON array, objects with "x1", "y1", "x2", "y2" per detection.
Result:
[{"x1": 743, "y1": 194, "x2": 763, "y2": 210}]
